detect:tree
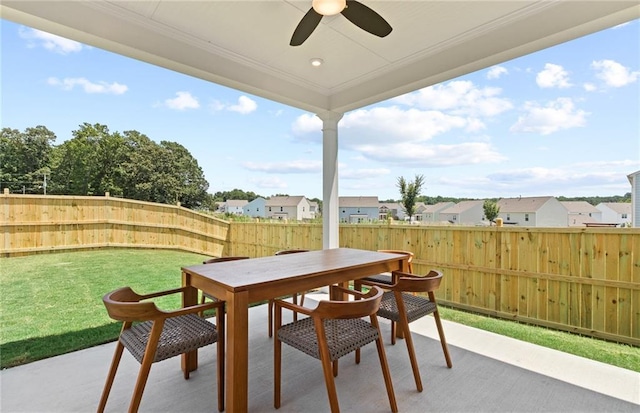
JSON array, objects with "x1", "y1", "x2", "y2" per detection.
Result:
[
  {"x1": 0, "y1": 126, "x2": 56, "y2": 193},
  {"x1": 397, "y1": 174, "x2": 425, "y2": 221},
  {"x1": 483, "y1": 200, "x2": 500, "y2": 225}
]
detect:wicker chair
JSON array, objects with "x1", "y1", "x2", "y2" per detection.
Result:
[
  {"x1": 274, "y1": 285, "x2": 398, "y2": 413},
  {"x1": 200, "y1": 256, "x2": 250, "y2": 313},
  {"x1": 98, "y1": 286, "x2": 225, "y2": 413},
  {"x1": 357, "y1": 270, "x2": 452, "y2": 392},
  {"x1": 268, "y1": 249, "x2": 310, "y2": 337},
  {"x1": 353, "y1": 250, "x2": 415, "y2": 339},
  {"x1": 353, "y1": 250, "x2": 414, "y2": 287}
]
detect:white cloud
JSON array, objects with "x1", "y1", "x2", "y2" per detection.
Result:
[
  {"x1": 355, "y1": 142, "x2": 506, "y2": 167},
  {"x1": 583, "y1": 83, "x2": 597, "y2": 92},
  {"x1": 536, "y1": 63, "x2": 572, "y2": 88},
  {"x1": 18, "y1": 27, "x2": 84, "y2": 55},
  {"x1": 249, "y1": 176, "x2": 288, "y2": 189},
  {"x1": 242, "y1": 160, "x2": 321, "y2": 174},
  {"x1": 393, "y1": 80, "x2": 513, "y2": 117},
  {"x1": 211, "y1": 95, "x2": 257, "y2": 114},
  {"x1": 47, "y1": 77, "x2": 127, "y2": 94},
  {"x1": 591, "y1": 59, "x2": 639, "y2": 87},
  {"x1": 485, "y1": 165, "x2": 634, "y2": 193},
  {"x1": 340, "y1": 168, "x2": 391, "y2": 179},
  {"x1": 510, "y1": 98, "x2": 588, "y2": 135},
  {"x1": 163, "y1": 91, "x2": 199, "y2": 110},
  {"x1": 487, "y1": 65, "x2": 508, "y2": 79},
  {"x1": 290, "y1": 79, "x2": 514, "y2": 168},
  {"x1": 229, "y1": 96, "x2": 257, "y2": 114}
]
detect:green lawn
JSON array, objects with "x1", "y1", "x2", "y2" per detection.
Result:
[{"x1": 1, "y1": 249, "x2": 638, "y2": 371}]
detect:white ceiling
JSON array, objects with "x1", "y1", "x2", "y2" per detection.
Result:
[{"x1": 2, "y1": 1, "x2": 638, "y2": 114}]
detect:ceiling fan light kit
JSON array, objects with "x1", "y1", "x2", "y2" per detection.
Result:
[
  {"x1": 312, "y1": 0, "x2": 346, "y2": 16},
  {"x1": 291, "y1": 0, "x2": 392, "y2": 46}
]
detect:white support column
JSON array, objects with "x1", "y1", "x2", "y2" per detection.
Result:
[{"x1": 317, "y1": 111, "x2": 343, "y2": 249}]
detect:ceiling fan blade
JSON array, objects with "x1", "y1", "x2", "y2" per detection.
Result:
[
  {"x1": 290, "y1": 8, "x2": 323, "y2": 46},
  {"x1": 341, "y1": 0, "x2": 392, "y2": 38}
]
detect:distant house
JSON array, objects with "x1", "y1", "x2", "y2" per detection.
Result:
[
  {"x1": 378, "y1": 202, "x2": 404, "y2": 220},
  {"x1": 497, "y1": 196, "x2": 567, "y2": 227},
  {"x1": 416, "y1": 202, "x2": 455, "y2": 222},
  {"x1": 308, "y1": 201, "x2": 319, "y2": 219},
  {"x1": 561, "y1": 201, "x2": 602, "y2": 227},
  {"x1": 629, "y1": 170, "x2": 640, "y2": 227},
  {"x1": 596, "y1": 202, "x2": 632, "y2": 227},
  {"x1": 265, "y1": 196, "x2": 313, "y2": 221},
  {"x1": 223, "y1": 199, "x2": 248, "y2": 215},
  {"x1": 440, "y1": 200, "x2": 484, "y2": 225},
  {"x1": 242, "y1": 197, "x2": 266, "y2": 218},
  {"x1": 339, "y1": 196, "x2": 379, "y2": 223}
]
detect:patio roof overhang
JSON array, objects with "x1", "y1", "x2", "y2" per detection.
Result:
[{"x1": 2, "y1": 1, "x2": 638, "y2": 246}]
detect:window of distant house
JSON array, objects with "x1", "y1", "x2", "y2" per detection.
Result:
[
  {"x1": 452, "y1": 216, "x2": 457, "y2": 221},
  {"x1": 525, "y1": 213, "x2": 529, "y2": 221},
  {"x1": 357, "y1": 209, "x2": 361, "y2": 213},
  {"x1": 269, "y1": 207, "x2": 272, "y2": 212},
  {"x1": 280, "y1": 207, "x2": 283, "y2": 211},
  {"x1": 622, "y1": 213, "x2": 628, "y2": 219},
  {"x1": 342, "y1": 210, "x2": 346, "y2": 213},
  {"x1": 507, "y1": 214, "x2": 511, "y2": 221}
]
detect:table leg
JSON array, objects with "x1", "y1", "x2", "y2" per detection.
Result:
[
  {"x1": 226, "y1": 290, "x2": 250, "y2": 412},
  {"x1": 181, "y1": 271, "x2": 199, "y2": 373}
]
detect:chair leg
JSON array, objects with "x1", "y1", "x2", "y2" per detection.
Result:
[
  {"x1": 268, "y1": 299, "x2": 274, "y2": 337},
  {"x1": 433, "y1": 309, "x2": 453, "y2": 368},
  {"x1": 319, "y1": 349, "x2": 340, "y2": 413},
  {"x1": 97, "y1": 340, "x2": 125, "y2": 413},
  {"x1": 390, "y1": 321, "x2": 397, "y2": 345},
  {"x1": 199, "y1": 293, "x2": 207, "y2": 317},
  {"x1": 400, "y1": 316, "x2": 423, "y2": 392},
  {"x1": 129, "y1": 323, "x2": 163, "y2": 413},
  {"x1": 292, "y1": 293, "x2": 298, "y2": 322},
  {"x1": 372, "y1": 317, "x2": 398, "y2": 413}
]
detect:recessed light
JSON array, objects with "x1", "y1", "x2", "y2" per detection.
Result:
[{"x1": 310, "y1": 58, "x2": 324, "y2": 67}]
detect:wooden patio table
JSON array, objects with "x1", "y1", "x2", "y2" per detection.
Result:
[{"x1": 181, "y1": 247, "x2": 409, "y2": 412}]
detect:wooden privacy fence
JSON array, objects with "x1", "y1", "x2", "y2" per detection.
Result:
[
  {"x1": 1, "y1": 192, "x2": 229, "y2": 258},
  {"x1": 2, "y1": 192, "x2": 639, "y2": 345}
]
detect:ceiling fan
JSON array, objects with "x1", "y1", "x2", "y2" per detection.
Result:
[{"x1": 290, "y1": 0, "x2": 392, "y2": 46}]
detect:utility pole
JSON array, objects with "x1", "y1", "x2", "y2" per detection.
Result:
[{"x1": 43, "y1": 173, "x2": 47, "y2": 195}]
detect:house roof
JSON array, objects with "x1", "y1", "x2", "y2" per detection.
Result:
[
  {"x1": 561, "y1": 201, "x2": 600, "y2": 214},
  {"x1": 441, "y1": 200, "x2": 484, "y2": 214},
  {"x1": 339, "y1": 196, "x2": 379, "y2": 207},
  {"x1": 419, "y1": 202, "x2": 456, "y2": 213},
  {"x1": 597, "y1": 202, "x2": 632, "y2": 214},
  {"x1": 379, "y1": 202, "x2": 402, "y2": 210},
  {"x1": 226, "y1": 200, "x2": 249, "y2": 207},
  {"x1": 498, "y1": 196, "x2": 557, "y2": 213},
  {"x1": 2, "y1": 1, "x2": 636, "y2": 114},
  {"x1": 265, "y1": 195, "x2": 306, "y2": 206}
]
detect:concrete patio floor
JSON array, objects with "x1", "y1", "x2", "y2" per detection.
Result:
[{"x1": 1, "y1": 293, "x2": 638, "y2": 412}]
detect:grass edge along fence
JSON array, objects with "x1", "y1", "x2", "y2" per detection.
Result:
[{"x1": 1, "y1": 192, "x2": 639, "y2": 346}]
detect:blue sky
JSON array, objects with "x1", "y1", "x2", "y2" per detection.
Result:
[{"x1": 2, "y1": 18, "x2": 639, "y2": 201}]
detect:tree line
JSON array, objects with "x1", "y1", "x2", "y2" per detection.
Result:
[
  {"x1": 2, "y1": 125, "x2": 630, "y2": 212},
  {"x1": 1, "y1": 124, "x2": 211, "y2": 209}
]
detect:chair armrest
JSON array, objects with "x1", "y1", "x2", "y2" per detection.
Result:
[
  {"x1": 355, "y1": 278, "x2": 394, "y2": 290},
  {"x1": 160, "y1": 299, "x2": 225, "y2": 318},
  {"x1": 273, "y1": 299, "x2": 313, "y2": 316},
  {"x1": 330, "y1": 284, "x2": 369, "y2": 300},
  {"x1": 137, "y1": 287, "x2": 186, "y2": 301}
]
